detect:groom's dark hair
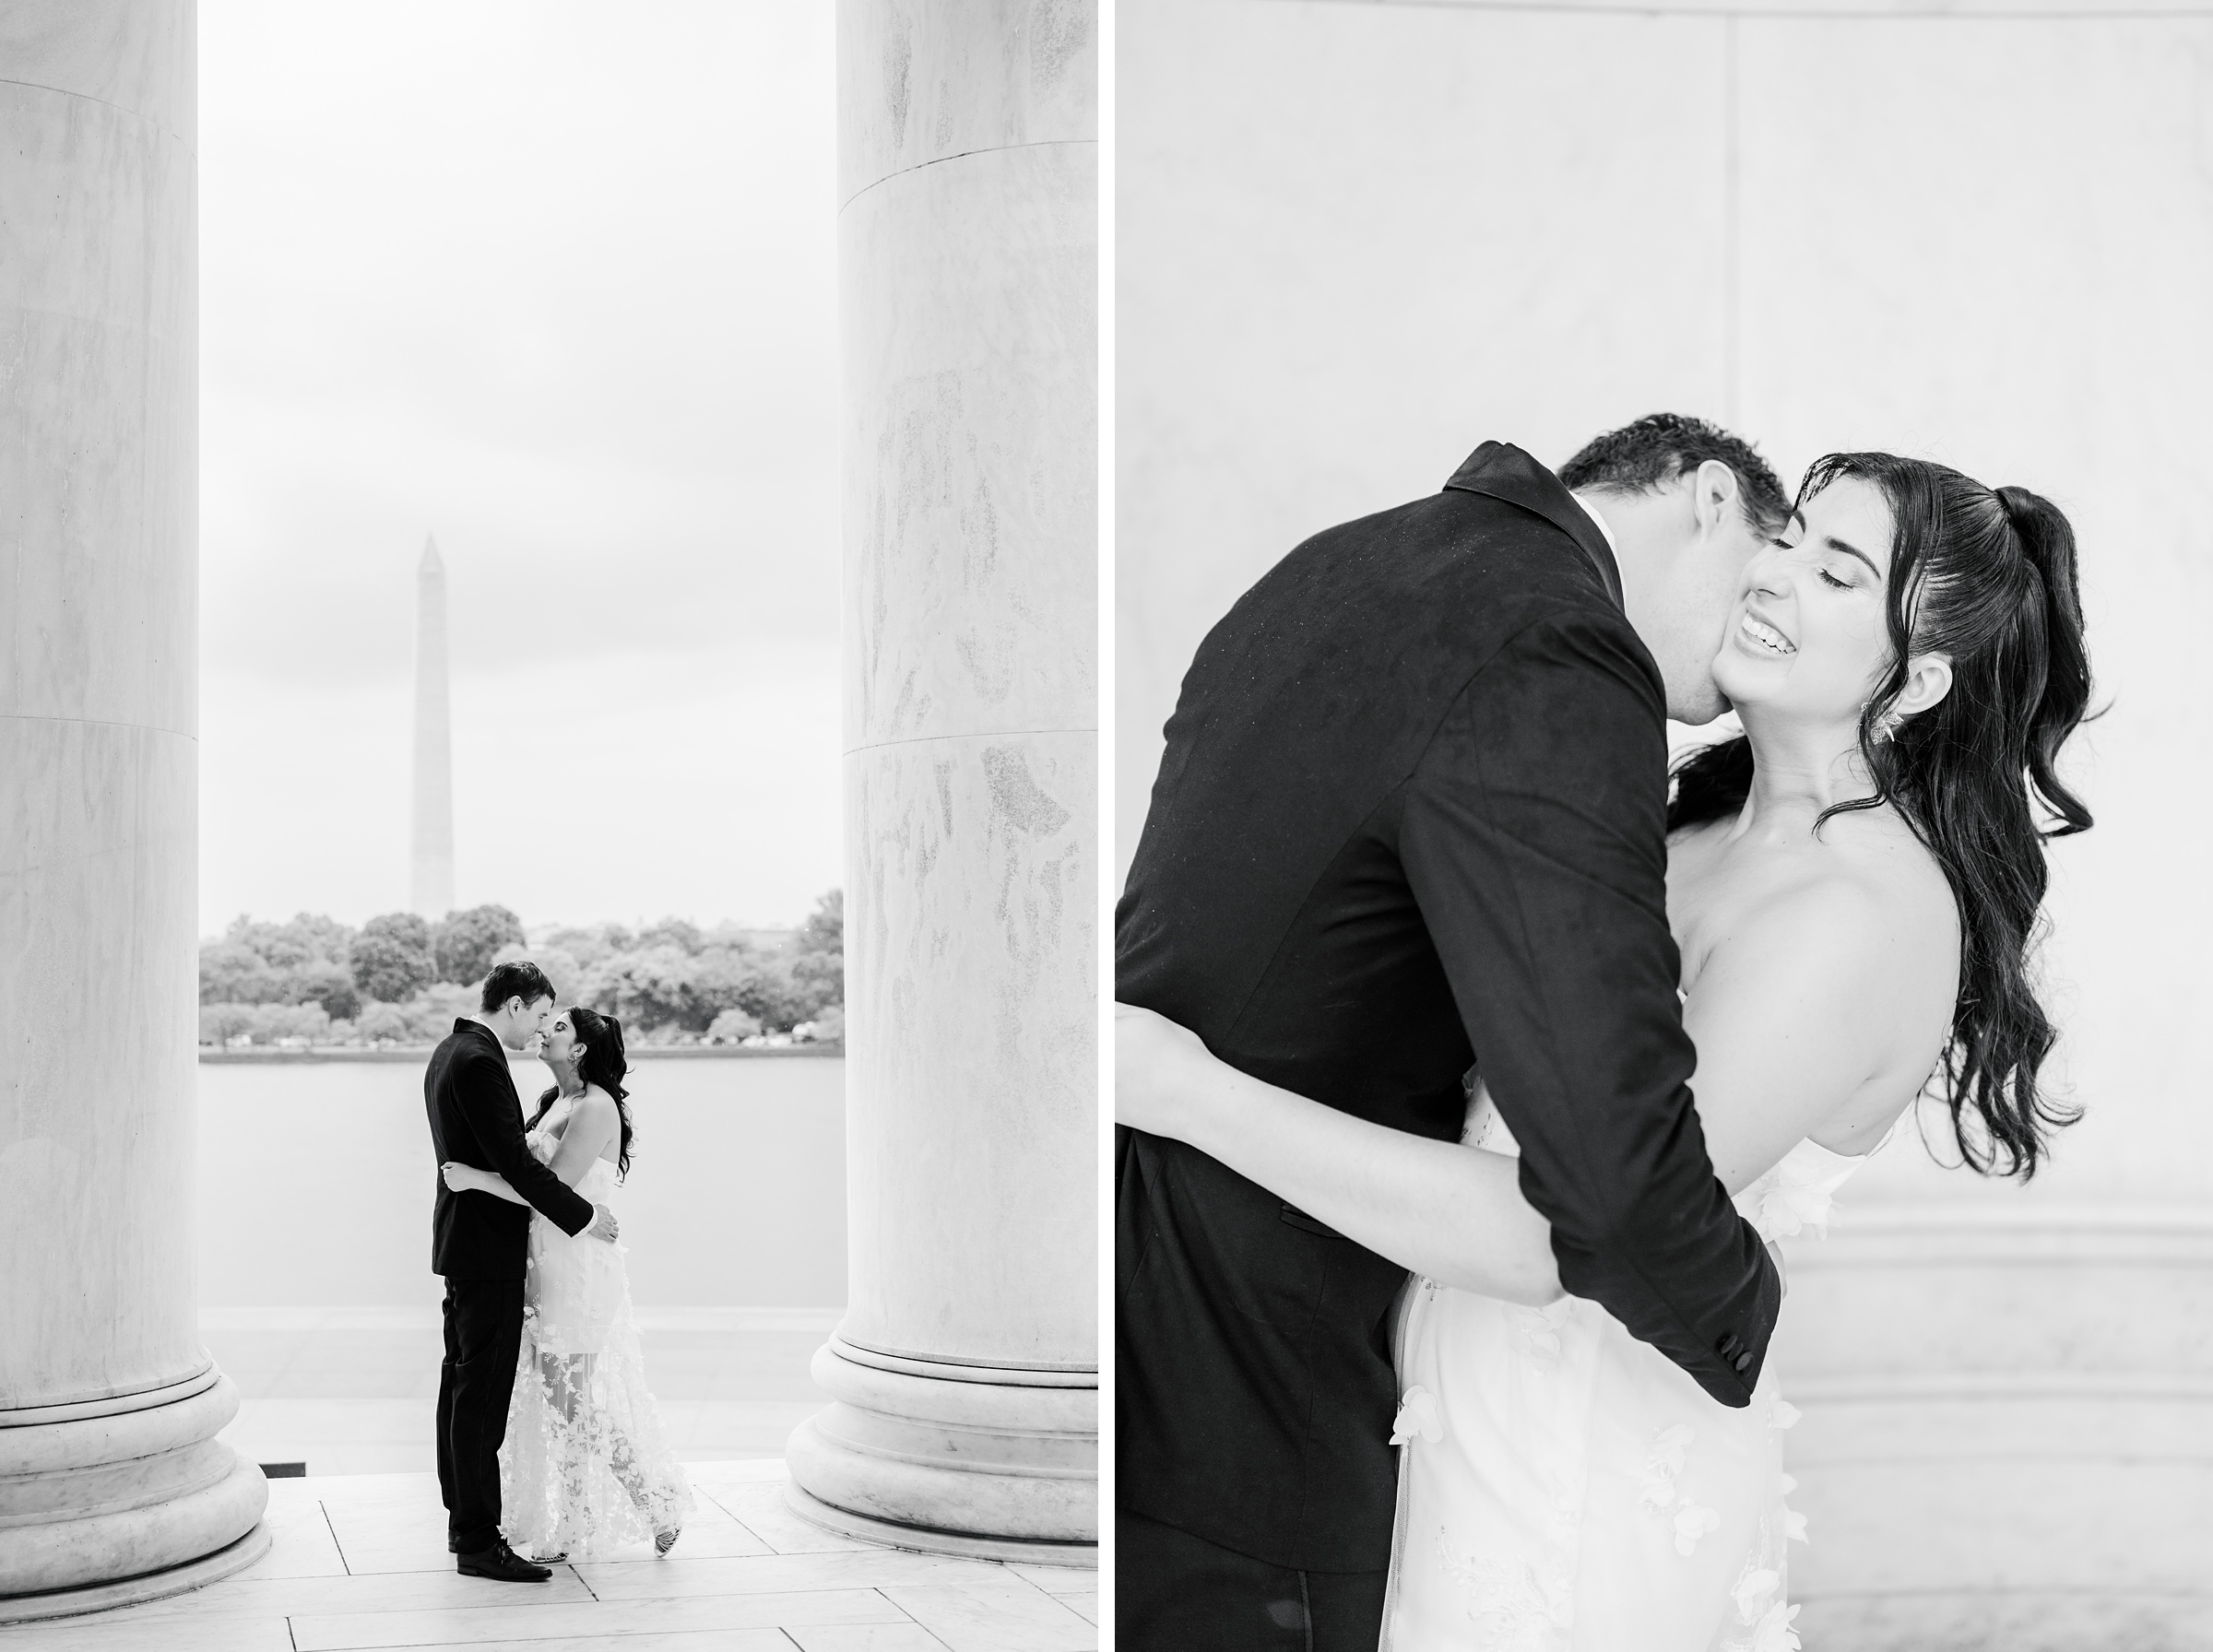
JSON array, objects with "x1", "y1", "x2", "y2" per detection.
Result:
[
  {"x1": 480, "y1": 959, "x2": 554, "y2": 1013},
  {"x1": 1559, "y1": 413, "x2": 1790, "y2": 534}
]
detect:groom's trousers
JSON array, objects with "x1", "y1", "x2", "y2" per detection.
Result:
[
  {"x1": 1118, "y1": 1509, "x2": 1389, "y2": 1651},
  {"x1": 437, "y1": 1277, "x2": 527, "y2": 1553}
]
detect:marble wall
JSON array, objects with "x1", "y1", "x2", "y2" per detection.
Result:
[
  {"x1": 0, "y1": 0, "x2": 267, "y2": 1619},
  {"x1": 1119, "y1": 1, "x2": 2211, "y2": 1643},
  {"x1": 786, "y1": 0, "x2": 1098, "y2": 1562}
]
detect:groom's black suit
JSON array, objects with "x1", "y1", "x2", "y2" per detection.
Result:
[
  {"x1": 1116, "y1": 442, "x2": 1782, "y2": 1638},
  {"x1": 425, "y1": 1019, "x2": 595, "y2": 1554}
]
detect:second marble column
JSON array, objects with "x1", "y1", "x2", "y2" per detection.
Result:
[{"x1": 785, "y1": 0, "x2": 1099, "y2": 1561}]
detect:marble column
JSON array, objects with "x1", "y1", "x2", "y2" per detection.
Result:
[
  {"x1": 0, "y1": 0, "x2": 269, "y2": 1622},
  {"x1": 785, "y1": 0, "x2": 1098, "y2": 1563}
]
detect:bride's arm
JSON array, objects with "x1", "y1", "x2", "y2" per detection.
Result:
[
  {"x1": 442, "y1": 1162, "x2": 532, "y2": 1204},
  {"x1": 443, "y1": 1095, "x2": 621, "y2": 1203},
  {"x1": 1117, "y1": 1006, "x2": 1564, "y2": 1304},
  {"x1": 1118, "y1": 879, "x2": 1931, "y2": 1304}
]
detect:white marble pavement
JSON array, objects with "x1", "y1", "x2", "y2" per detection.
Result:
[
  {"x1": 201, "y1": 1309, "x2": 834, "y2": 1477},
  {"x1": 0, "y1": 1461, "x2": 1095, "y2": 1651}
]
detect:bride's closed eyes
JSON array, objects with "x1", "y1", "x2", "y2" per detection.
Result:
[{"x1": 1770, "y1": 520, "x2": 1884, "y2": 592}]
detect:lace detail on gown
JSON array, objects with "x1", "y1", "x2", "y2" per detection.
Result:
[
  {"x1": 498, "y1": 1117, "x2": 693, "y2": 1559},
  {"x1": 1381, "y1": 1082, "x2": 1877, "y2": 1651}
]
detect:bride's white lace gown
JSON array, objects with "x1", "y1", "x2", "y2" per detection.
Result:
[
  {"x1": 1380, "y1": 1083, "x2": 1879, "y2": 1652},
  {"x1": 499, "y1": 1107, "x2": 692, "y2": 1559}
]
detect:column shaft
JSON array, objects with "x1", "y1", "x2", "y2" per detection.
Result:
[
  {"x1": 0, "y1": 0, "x2": 268, "y2": 1618},
  {"x1": 787, "y1": 0, "x2": 1098, "y2": 1561}
]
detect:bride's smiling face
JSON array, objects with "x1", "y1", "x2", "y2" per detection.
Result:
[{"x1": 1710, "y1": 473, "x2": 1899, "y2": 728}]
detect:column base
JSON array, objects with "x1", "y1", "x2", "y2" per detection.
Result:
[
  {"x1": 0, "y1": 1372, "x2": 269, "y2": 1611},
  {"x1": 784, "y1": 1481, "x2": 1096, "y2": 1568},
  {"x1": 786, "y1": 1337, "x2": 1095, "y2": 1562},
  {"x1": 0, "y1": 1519, "x2": 271, "y2": 1625}
]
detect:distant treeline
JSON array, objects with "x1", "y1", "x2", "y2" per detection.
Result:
[{"x1": 199, "y1": 893, "x2": 844, "y2": 1050}]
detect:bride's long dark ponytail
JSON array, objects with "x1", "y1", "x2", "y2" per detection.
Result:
[
  {"x1": 1669, "y1": 453, "x2": 2094, "y2": 1179},
  {"x1": 531, "y1": 1006, "x2": 635, "y2": 1179}
]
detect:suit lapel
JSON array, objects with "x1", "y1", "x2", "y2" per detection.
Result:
[{"x1": 1443, "y1": 441, "x2": 1624, "y2": 610}]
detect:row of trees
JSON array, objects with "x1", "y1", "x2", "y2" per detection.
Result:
[
  {"x1": 200, "y1": 905, "x2": 531, "y2": 1021},
  {"x1": 198, "y1": 893, "x2": 844, "y2": 1048}
]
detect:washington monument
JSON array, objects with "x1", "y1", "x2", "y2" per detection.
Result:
[{"x1": 411, "y1": 536, "x2": 456, "y2": 918}]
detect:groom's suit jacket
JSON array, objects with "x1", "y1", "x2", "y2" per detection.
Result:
[
  {"x1": 1116, "y1": 441, "x2": 1783, "y2": 1574},
  {"x1": 425, "y1": 1019, "x2": 595, "y2": 1280}
]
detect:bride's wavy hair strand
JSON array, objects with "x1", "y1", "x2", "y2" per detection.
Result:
[{"x1": 1669, "y1": 452, "x2": 2094, "y2": 1179}]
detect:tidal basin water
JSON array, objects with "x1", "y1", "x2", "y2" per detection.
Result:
[{"x1": 196, "y1": 1052, "x2": 846, "y2": 1309}]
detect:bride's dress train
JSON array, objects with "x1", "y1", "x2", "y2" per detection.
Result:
[
  {"x1": 1381, "y1": 1088, "x2": 1878, "y2": 1652},
  {"x1": 499, "y1": 1121, "x2": 692, "y2": 1559}
]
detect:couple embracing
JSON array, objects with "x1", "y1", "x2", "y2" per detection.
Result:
[
  {"x1": 424, "y1": 959, "x2": 692, "y2": 1579},
  {"x1": 1116, "y1": 416, "x2": 2093, "y2": 1649}
]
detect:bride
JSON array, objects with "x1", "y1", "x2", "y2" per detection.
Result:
[
  {"x1": 1118, "y1": 451, "x2": 2093, "y2": 1650},
  {"x1": 442, "y1": 1005, "x2": 692, "y2": 1560}
]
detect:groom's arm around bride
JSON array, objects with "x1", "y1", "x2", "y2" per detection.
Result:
[{"x1": 427, "y1": 1020, "x2": 607, "y2": 1265}]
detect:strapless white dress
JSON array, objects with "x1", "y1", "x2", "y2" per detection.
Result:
[
  {"x1": 1379, "y1": 1088, "x2": 1879, "y2": 1652},
  {"x1": 497, "y1": 1112, "x2": 692, "y2": 1559}
]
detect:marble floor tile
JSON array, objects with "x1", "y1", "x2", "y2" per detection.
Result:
[
  {"x1": 290, "y1": 1586, "x2": 908, "y2": 1649},
  {"x1": 653, "y1": 1482, "x2": 774, "y2": 1559},
  {"x1": 306, "y1": 1469, "x2": 448, "y2": 1509},
  {"x1": 703, "y1": 1480, "x2": 879, "y2": 1555},
  {"x1": 881, "y1": 1580, "x2": 1097, "y2": 1652},
  {"x1": 112, "y1": 1564, "x2": 598, "y2": 1622},
  {"x1": 1004, "y1": 1561, "x2": 1095, "y2": 1595},
  {"x1": 0, "y1": 1611, "x2": 294, "y2": 1652},
  {"x1": 576, "y1": 1547, "x2": 1013, "y2": 1600},
  {"x1": 787, "y1": 1626, "x2": 959, "y2": 1652},
  {"x1": 231, "y1": 1480, "x2": 349, "y2": 1580},
  {"x1": 316, "y1": 1481, "x2": 462, "y2": 1575}
]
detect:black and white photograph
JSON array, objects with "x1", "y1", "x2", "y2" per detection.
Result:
[
  {"x1": 0, "y1": 1, "x2": 1096, "y2": 1646},
  {"x1": 8, "y1": 1, "x2": 2213, "y2": 1650},
  {"x1": 1114, "y1": 2, "x2": 2209, "y2": 1650}
]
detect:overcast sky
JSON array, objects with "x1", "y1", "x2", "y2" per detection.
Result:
[{"x1": 197, "y1": 2, "x2": 840, "y2": 938}]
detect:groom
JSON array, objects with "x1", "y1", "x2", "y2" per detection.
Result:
[
  {"x1": 1118, "y1": 416, "x2": 1794, "y2": 1648},
  {"x1": 425, "y1": 958, "x2": 617, "y2": 1583}
]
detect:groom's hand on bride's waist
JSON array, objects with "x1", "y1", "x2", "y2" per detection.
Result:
[{"x1": 589, "y1": 1204, "x2": 620, "y2": 1243}]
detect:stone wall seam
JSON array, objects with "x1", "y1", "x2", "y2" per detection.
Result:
[
  {"x1": 0, "y1": 714, "x2": 197, "y2": 740},
  {"x1": 839, "y1": 136, "x2": 1099, "y2": 214},
  {"x1": 0, "y1": 77, "x2": 196, "y2": 155},
  {"x1": 846, "y1": 725, "x2": 1098, "y2": 758}
]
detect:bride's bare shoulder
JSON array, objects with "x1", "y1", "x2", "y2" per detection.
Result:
[{"x1": 1726, "y1": 810, "x2": 1959, "y2": 1007}]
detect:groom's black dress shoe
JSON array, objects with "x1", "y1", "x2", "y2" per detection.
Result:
[{"x1": 456, "y1": 1540, "x2": 553, "y2": 1582}]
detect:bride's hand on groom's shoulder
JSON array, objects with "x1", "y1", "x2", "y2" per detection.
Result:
[
  {"x1": 440, "y1": 1161, "x2": 475, "y2": 1192},
  {"x1": 1115, "y1": 1002, "x2": 1213, "y2": 1143}
]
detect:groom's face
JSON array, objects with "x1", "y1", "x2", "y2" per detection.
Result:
[
  {"x1": 1624, "y1": 466, "x2": 1770, "y2": 724},
  {"x1": 1674, "y1": 510, "x2": 1770, "y2": 723},
  {"x1": 524, "y1": 995, "x2": 555, "y2": 1045},
  {"x1": 501, "y1": 993, "x2": 556, "y2": 1052}
]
